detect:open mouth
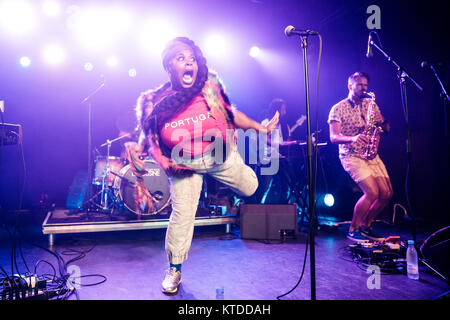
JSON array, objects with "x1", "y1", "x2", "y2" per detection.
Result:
[{"x1": 182, "y1": 70, "x2": 194, "y2": 84}]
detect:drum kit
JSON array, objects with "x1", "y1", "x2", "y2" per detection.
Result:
[{"x1": 81, "y1": 134, "x2": 171, "y2": 216}]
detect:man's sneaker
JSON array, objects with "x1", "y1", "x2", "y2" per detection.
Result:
[
  {"x1": 360, "y1": 226, "x2": 385, "y2": 241},
  {"x1": 346, "y1": 229, "x2": 370, "y2": 243},
  {"x1": 162, "y1": 267, "x2": 181, "y2": 294}
]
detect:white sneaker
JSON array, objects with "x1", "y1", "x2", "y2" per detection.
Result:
[{"x1": 161, "y1": 267, "x2": 181, "y2": 294}]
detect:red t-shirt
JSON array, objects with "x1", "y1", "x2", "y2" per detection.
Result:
[{"x1": 160, "y1": 93, "x2": 231, "y2": 156}]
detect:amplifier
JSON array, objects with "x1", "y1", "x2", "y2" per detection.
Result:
[{"x1": 240, "y1": 204, "x2": 298, "y2": 240}]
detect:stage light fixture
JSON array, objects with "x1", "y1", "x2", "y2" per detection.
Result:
[
  {"x1": 128, "y1": 68, "x2": 137, "y2": 77},
  {"x1": 106, "y1": 56, "x2": 118, "y2": 67},
  {"x1": 203, "y1": 34, "x2": 227, "y2": 58},
  {"x1": 71, "y1": 6, "x2": 132, "y2": 51},
  {"x1": 42, "y1": 44, "x2": 65, "y2": 65},
  {"x1": 84, "y1": 62, "x2": 94, "y2": 71},
  {"x1": 19, "y1": 56, "x2": 31, "y2": 67},
  {"x1": 249, "y1": 46, "x2": 260, "y2": 58},
  {"x1": 0, "y1": 0, "x2": 36, "y2": 36},
  {"x1": 323, "y1": 193, "x2": 335, "y2": 207}
]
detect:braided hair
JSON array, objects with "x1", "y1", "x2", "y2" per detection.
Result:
[{"x1": 143, "y1": 37, "x2": 209, "y2": 135}]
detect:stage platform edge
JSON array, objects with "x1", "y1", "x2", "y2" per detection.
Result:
[{"x1": 42, "y1": 208, "x2": 236, "y2": 247}]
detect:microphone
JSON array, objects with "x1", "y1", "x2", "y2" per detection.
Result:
[
  {"x1": 366, "y1": 34, "x2": 373, "y2": 58},
  {"x1": 421, "y1": 61, "x2": 445, "y2": 69},
  {"x1": 420, "y1": 61, "x2": 431, "y2": 68},
  {"x1": 284, "y1": 25, "x2": 318, "y2": 37}
]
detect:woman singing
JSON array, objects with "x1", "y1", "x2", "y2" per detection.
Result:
[{"x1": 131, "y1": 37, "x2": 279, "y2": 294}]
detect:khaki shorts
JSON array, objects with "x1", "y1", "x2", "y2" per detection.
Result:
[{"x1": 340, "y1": 155, "x2": 390, "y2": 183}]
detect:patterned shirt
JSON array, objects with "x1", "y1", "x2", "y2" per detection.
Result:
[{"x1": 328, "y1": 96, "x2": 383, "y2": 159}]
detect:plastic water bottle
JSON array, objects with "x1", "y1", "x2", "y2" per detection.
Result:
[
  {"x1": 406, "y1": 240, "x2": 419, "y2": 280},
  {"x1": 215, "y1": 286, "x2": 224, "y2": 300}
]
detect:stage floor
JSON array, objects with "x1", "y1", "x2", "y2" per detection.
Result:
[{"x1": 1, "y1": 211, "x2": 448, "y2": 301}]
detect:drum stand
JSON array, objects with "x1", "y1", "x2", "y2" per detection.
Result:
[
  {"x1": 74, "y1": 135, "x2": 128, "y2": 215},
  {"x1": 73, "y1": 153, "x2": 117, "y2": 215},
  {"x1": 97, "y1": 134, "x2": 132, "y2": 212},
  {"x1": 98, "y1": 139, "x2": 116, "y2": 211}
]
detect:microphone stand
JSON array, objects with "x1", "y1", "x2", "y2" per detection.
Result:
[
  {"x1": 80, "y1": 81, "x2": 105, "y2": 213},
  {"x1": 370, "y1": 41, "x2": 448, "y2": 283},
  {"x1": 294, "y1": 32, "x2": 318, "y2": 300},
  {"x1": 427, "y1": 64, "x2": 449, "y2": 139},
  {"x1": 370, "y1": 40, "x2": 422, "y2": 244}
]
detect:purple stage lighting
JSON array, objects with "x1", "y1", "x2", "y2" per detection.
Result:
[
  {"x1": 106, "y1": 56, "x2": 119, "y2": 68},
  {"x1": 19, "y1": 56, "x2": 31, "y2": 67},
  {"x1": 0, "y1": 0, "x2": 36, "y2": 36},
  {"x1": 42, "y1": 44, "x2": 65, "y2": 65},
  {"x1": 84, "y1": 62, "x2": 94, "y2": 71},
  {"x1": 128, "y1": 68, "x2": 137, "y2": 77},
  {"x1": 70, "y1": 6, "x2": 132, "y2": 51},
  {"x1": 42, "y1": 0, "x2": 61, "y2": 17},
  {"x1": 139, "y1": 18, "x2": 177, "y2": 55},
  {"x1": 249, "y1": 46, "x2": 260, "y2": 58},
  {"x1": 203, "y1": 34, "x2": 227, "y2": 58}
]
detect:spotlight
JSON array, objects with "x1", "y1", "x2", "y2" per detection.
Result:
[
  {"x1": 139, "y1": 19, "x2": 177, "y2": 55},
  {"x1": 203, "y1": 34, "x2": 227, "y2": 58},
  {"x1": 323, "y1": 193, "x2": 335, "y2": 207},
  {"x1": 106, "y1": 56, "x2": 118, "y2": 67},
  {"x1": 0, "y1": 0, "x2": 37, "y2": 36},
  {"x1": 128, "y1": 68, "x2": 137, "y2": 77},
  {"x1": 71, "y1": 6, "x2": 132, "y2": 51},
  {"x1": 249, "y1": 46, "x2": 260, "y2": 58},
  {"x1": 42, "y1": 44, "x2": 65, "y2": 65},
  {"x1": 19, "y1": 56, "x2": 31, "y2": 67},
  {"x1": 84, "y1": 62, "x2": 94, "y2": 71}
]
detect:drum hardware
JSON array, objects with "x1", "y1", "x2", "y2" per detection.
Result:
[
  {"x1": 98, "y1": 138, "x2": 118, "y2": 210},
  {"x1": 110, "y1": 170, "x2": 135, "y2": 186},
  {"x1": 75, "y1": 134, "x2": 129, "y2": 214},
  {"x1": 97, "y1": 134, "x2": 133, "y2": 210},
  {"x1": 93, "y1": 156, "x2": 126, "y2": 186}
]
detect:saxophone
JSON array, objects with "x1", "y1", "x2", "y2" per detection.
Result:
[{"x1": 357, "y1": 92, "x2": 384, "y2": 160}]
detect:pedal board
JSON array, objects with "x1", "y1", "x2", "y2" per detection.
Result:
[{"x1": 348, "y1": 238, "x2": 406, "y2": 272}]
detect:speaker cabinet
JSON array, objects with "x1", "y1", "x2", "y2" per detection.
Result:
[{"x1": 240, "y1": 204, "x2": 298, "y2": 240}]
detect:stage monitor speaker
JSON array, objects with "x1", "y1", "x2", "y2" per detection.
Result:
[{"x1": 240, "y1": 204, "x2": 297, "y2": 240}]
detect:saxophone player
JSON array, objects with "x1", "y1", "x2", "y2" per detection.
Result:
[{"x1": 328, "y1": 72, "x2": 393, "y2": 242}]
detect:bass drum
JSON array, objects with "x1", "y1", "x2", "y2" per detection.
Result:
[{"x1": 113, "y1": 160, "x2": 171, "y2": 215}]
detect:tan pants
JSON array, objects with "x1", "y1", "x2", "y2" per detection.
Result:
[{"x1": 165, "y1": 148, "x2": 258, "y2": 264}]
